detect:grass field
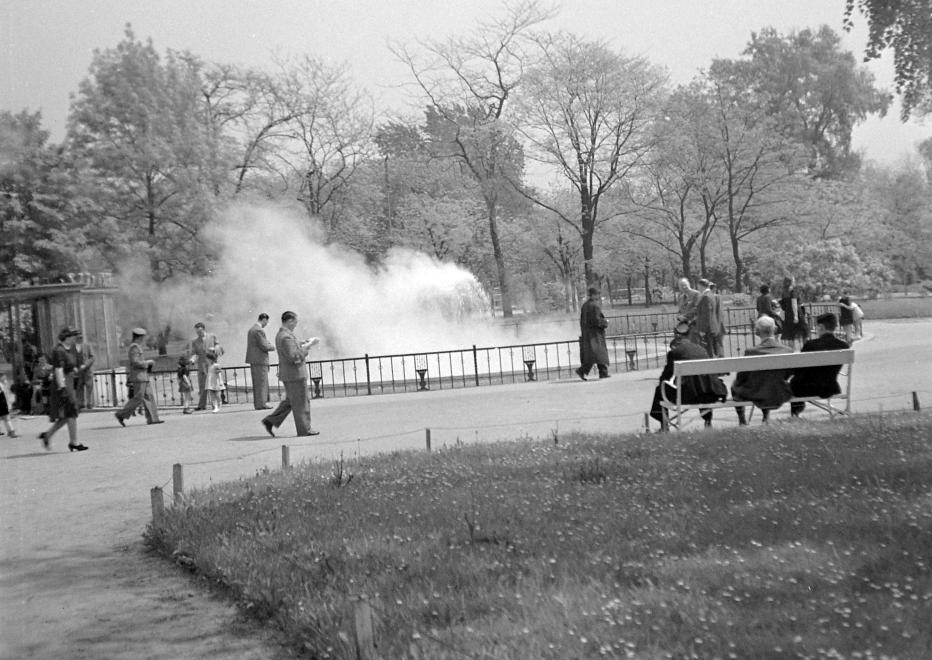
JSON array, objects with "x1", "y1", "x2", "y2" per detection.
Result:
[{"x1": 147, "y1": 412, "x2": 932, "y2": 659}]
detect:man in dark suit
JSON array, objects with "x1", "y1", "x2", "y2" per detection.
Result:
[
  {"x1": 696, "y1": 278, "x2": 723, "y2": 357},
  {"x1": 789, "y1": 312, "x2": 849, "y2": 417},
  {"x1": 576, "y1": 286, "x2": 610, "y2": 380},
  {"x1": 732, "y1": 316, "x2": 793, "y2": 425},
  {"x1": 261, "y1": 311, "x2": 319, "y2": 437},
  {"x1": 245, "y1": 313, "x2": 275, "y2": 410},
  {"x1": 649, "y1": 323, "x2": 727, "y2": 428}
]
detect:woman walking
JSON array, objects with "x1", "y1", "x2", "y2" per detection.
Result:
[{"x1": 39, "y1": 326, "x2": 88, "y2": 452}]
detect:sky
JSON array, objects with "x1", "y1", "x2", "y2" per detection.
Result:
[{"x1": 1, "y1": 0, "x2": 929, "y2": 165}]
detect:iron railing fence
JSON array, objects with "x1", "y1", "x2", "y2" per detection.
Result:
[{"x1": 86, "y1": 304, "x2": 839, "y2": 409}]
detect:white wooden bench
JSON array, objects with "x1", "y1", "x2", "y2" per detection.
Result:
[{"x1": 660, "y1": 349, "x2": 855, "y2": 431}]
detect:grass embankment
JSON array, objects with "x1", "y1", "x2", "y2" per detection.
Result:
[{"x1": 147, "y1": 412, "x2": 932, "y2": 659}]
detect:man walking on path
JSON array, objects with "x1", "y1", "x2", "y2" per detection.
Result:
[
  {"x1": 576, "y1": 286, "x2": 610, "y2": 380},
  {"x1": 245, "y1": 313, "x2": 275, "y2": 410},
  {"x1": 261, "y1": 311, "x2": 319, "y2": 437},
  {"x1": 115, "y1": 328, "x2": 163, "y2": 427}
]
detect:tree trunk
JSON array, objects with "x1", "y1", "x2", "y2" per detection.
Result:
[
  {"x1": 731, "y1": 235, "x2": 745, "y2": 294},
  {"x1": 487, "y1": 199, "x2": 513, "y2": 318}
]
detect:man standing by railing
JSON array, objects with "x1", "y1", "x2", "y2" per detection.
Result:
[
  {"x1": 188, "y1": 322, "x2": 222, "y2": 411},
  {"x1": 261, "y1": 311, "x2": 319, "y2": 437},
  {"x1": 245, "y1": 313, "x2": 275, "y2": 410},
  {"x1": 676, "y1": 278, "x2": 700, "y2": 342},
  {"x1": 696, "y1": 278, "x2": 724, "y2": 358}
]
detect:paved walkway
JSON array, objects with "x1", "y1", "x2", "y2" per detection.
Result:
[{"x1": 1, "y1": 319, "x2": 930, "y2": 658}]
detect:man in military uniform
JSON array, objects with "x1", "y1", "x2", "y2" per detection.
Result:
[{"x1": 115, "y1": 328, "x2": 164, "y2": 426}]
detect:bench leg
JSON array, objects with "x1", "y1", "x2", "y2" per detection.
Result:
[{"x1": 660, "y1": 409, "x2": 669, "y2": 433}]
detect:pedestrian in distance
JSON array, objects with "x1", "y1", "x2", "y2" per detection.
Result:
[
  {"x1": 115, "y1": 328, "x2": 164, "y2": 427},
  {"x1": 675, "y1": 277, "x2": 701, "y2": 342},
  {"x1": 176, "y1": 355, "x2": 194, "y2": 414},
  {"x1": 205, "y1": 349, "x2": 224, "y2": 413},
  {"x1": 838, "y1": 291, "x2": 857, "y2": 343},
  {"x1": 576, "y1": 286, "x2": 610, "y2": 380},
  {"x1": 0, "y1": 372, "x2": 18, "y2": 438},
  {"x1": 39, "y1": 326, "x2": 88, "y2": 451},
  {"x1": 695, "y1": 278, "x2": 723, "y2": 358},
  {"x1": 187, "y1": 321, "x2": 223, "y2": 411},
  {"x1": 245, "y1": 312, "x2": 275, "y2": 410},
  {"x1": 261, "y1": 311, "x2": 319, "y2": 437}
]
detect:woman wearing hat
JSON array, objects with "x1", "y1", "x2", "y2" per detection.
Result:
[{"x1": 39, "y1": 326, "x2": 88, "y2": 451}]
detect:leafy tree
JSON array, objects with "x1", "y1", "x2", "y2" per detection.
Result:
[
  {"x1": 845, "y1": 0, "x2": 932, "y2": 118},
  {"x1": 67, "y1": 26, "x2": 221, "y2": 281},
  {"x1": 514, "y1": 33, "x2": 666, "y2": 286},
  {"x1": 695, "y1": 60, "x2": 810, "y2": 292},
  {"x1": 741, "y1": 26, "x2": 891, "y2": 177},
  {"x1": 393, "y1": 1, "x2": 549, "y2": 317},
  {"x1": 0, "y1": 111, "x2": 91, "y2": 287}
]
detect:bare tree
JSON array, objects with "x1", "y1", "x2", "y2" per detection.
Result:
[
  {"x1": 392, "y1": 0, "x2": 553, "y2": 317},
  {"x1": 513, "y1": 33, "x2": 666, "y2": 286}
]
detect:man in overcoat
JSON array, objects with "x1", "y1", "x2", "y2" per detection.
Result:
[
  {"x1": 245, "y1": 313, "x2": 275, "y2": 410},
  {"x1": 576, "y1": 286, "x2": 610, "y2": 380},
  {"x1": 695, "y1": 278, "x2": 724, "y2": 357},
  {"x1": 789, "y1": 312, "x2": 849, "y2": 417},
  {"x1": 732, "y1": 316, "x2": 793, "y2": 425},
  {"x1": 261, "y1": 311, "x2": 319, "y2": 437}
]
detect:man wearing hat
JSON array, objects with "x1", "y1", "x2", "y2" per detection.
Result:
[
  {"x1": 695, "y1": 278, "x2": 723, "y2": 358},
  {"x1": 115, "y1": 328, "x2": 164, "y2": 427},
  {"x1": 649, "y1": 323, "x2": 727, "y2": 429},
  {"x1": 788, "y1": 312, "x2": 849, "y2": 417},
  {"x1": 576, "y1": 286, "x2": 610, "y2": 380},
  {"x1": 38, "y1": 326, "x2": 88, "y2": 451}
]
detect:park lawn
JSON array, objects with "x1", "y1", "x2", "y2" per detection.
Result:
[{"x1": 146, "y1": 412, "x2": 932, "y2": 659}]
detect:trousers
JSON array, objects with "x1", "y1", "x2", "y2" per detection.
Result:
[{"x1": 262, "y1": 379, "x2": 312, "y2": 436}]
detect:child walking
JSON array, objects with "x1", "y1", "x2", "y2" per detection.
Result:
[
  {"x1": 0, "y1": 373, "x2": 19, "y2": 438},
  {"x1": 205, "y1": 350, "x2": 224, "y2": 413},
  {"x1": 177, "y1": 355, "x2": 194, "y2": 414}
]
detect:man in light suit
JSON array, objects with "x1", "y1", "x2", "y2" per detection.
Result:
[
  {"x1": 115, "y1": 328, "x2": 164, "y2": 427},
  {"x1": 245, "y1": 313, "x2": 275, "y2": 410},
  {"x1": 261, "y1": 311, "x2": 319, "y2": 437}
]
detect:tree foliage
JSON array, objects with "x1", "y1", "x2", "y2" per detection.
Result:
[{"x1": 845, "y1": 0, "x2": 932, "y2": 118}]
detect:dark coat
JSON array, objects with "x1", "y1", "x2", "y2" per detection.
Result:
[
  {"x1": 660, "y1": 339, "x2": 727, "y2": 404},
  {"x1": 696, "y1": 289, "x2": 723, "y2": 336},
  {"x1": 731, "y1": 339, "x2": 793, "y2": 409},
  {"x1": 780, "y1": 293, "x2": 808, "y2": 341},
  {"x1": 579, "y1": 298, "x2": 609, "y2": 366},
  {"x1": 790, "y1": 333, "x2": 849, "y2": 398}
]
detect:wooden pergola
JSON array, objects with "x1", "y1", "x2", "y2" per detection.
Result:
[{"x1": 0, "y1": 281, "x2": 120, "y2": 378}]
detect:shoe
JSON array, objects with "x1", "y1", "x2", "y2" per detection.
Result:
[
  {"x1": 7, "y1": 431, "x2": 17, "y2": 438},
  {"x1": 194, "y1": 406, "x2": 205, "y2": 411},
  {"x1": 39, "y1": 431, "x2": 49, "y2": 450},
  {"x1": 212, "y1": 407, "x2": 220, "y2": 413},
  {"x1": 298, "y1": 430, "x2": 321, "y2": 437},
  {"x1": 599, "y1": 373, "x2": 611, "y2": 379},
  {"x1": 262, "y1": 420, "x2": 275, "y2": 437},
  {"x1": 115, "y1": 414, "x2": 126, "y2": 427},
  {"x1": 182, "y1": 408, "x2": 192, "y2": 415},
  {"x1": 575, "y1": 367, "x2": 587, "y2": 381},
  {"x1": 68, "y1": 443, "x2": 89, "y2": 452},
  {"x1": 148, "y1": 420, "x2": 164, "y2": 425},
  {"x1": 257, "y1": 405, "x2": 272, "y2": 410}
]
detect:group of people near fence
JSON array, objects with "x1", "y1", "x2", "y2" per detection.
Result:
[{"x1": 648, "y1": 311, "x2": 850, "y2": 429}]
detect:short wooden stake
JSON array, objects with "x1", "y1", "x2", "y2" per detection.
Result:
[
  {"x1": 150, "y1": 486, "x2": 164, "y2": 524},
  {"x1": 172, "y1": 463, "x2": 184, "y2": 505},
  {"x1": 425, "y1": 428, "x2": 431, "y2": 452},
  {"x1": 282, "y1": 444, "x2": 290, "y2": 470},
  {"x1": 354, "y1": 595, "x2": 377, "y2": 660},
  {"x1": 912, "y1": 391, "x2": 921, "y2": 412},
  {"x1": 644, "y1": 412, "x2": 650, "y2": 431}
]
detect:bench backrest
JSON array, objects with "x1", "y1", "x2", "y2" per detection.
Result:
[{"x1": 673, "y1": 349, "x2": 855, "y2": 377}]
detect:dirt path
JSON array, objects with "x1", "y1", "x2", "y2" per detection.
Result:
[{"x1": 2, "y1": 319, "x2": 929, "y2": 659}]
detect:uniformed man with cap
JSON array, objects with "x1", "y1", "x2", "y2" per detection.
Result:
[{"x1": 115, "y1": 327, "x2": 164, "y2": 427}]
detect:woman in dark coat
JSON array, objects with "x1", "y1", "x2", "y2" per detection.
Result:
[
  {"x1": 780, "y1": 279, "x2": 809, "y2": 348},
  {"x1": 39, "y1": 326, "x2": 88, "y2": 451}
]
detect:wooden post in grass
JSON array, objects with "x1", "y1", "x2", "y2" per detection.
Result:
[
  {"x1": 354, "y1": 595, "x2": 377, "y2": 660},
  {"x1": 425, "y1": 428, "x2": 431, "y2": 452},
  {"x1": 150, "y1": 486, "x2": 164, "y2": 524},
  {"x1": 912, "y1": 391, "x2": 921, "y2": 411},
  {"x1": 282, "y1": 445, "x2": 290, "y2": 470},
  {"x1": 172, "y1": 463, "x2": 183, "y2": 505},
  {"x1": 644, "y1": 412, "x2": 650, "y2": 431}
]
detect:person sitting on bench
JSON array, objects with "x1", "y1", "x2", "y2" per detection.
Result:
[
  {"x1": 732, "y1": 315, "x2": 793, "y2": 425},
  {"x1": 649, "y1": 322, "x2": 727, "y2": 428},
  {"x1": 789, "y1": 312, "x2": 849, "y2": 417}
]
